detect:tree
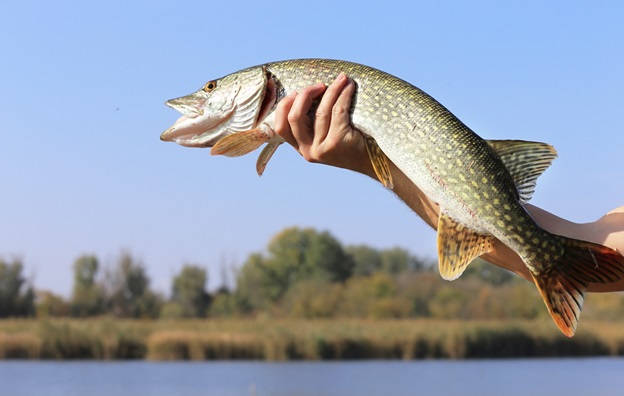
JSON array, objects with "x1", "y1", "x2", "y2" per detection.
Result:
[
  {"x1": 463, "y1": 258, "x2": 514, "y2": 285},
  {"x1": 70, "y1": 255, "x2": 105, "y2": 316},
  {"x1": 337, "y1": 272, "x2": 408, "y2": 318},
  {"x1": 347, "y1": 245, "x2": 425, "y2": 276},
  {"x1": 346, "y1": 245, "x2": 382, "y2": 276},
  {"x1": 379, "y1": 247, "x2": 424, "y2": 273},
  {"x1": 209, "y1": 288, "x2": 237, "y2": 317},
  {"x1": 36, "y1": 290, "x2": 69, "y2": 317},
  {"x1": 233, "y1": 228, "x2": 354, "y2": 312},
  {"x1": 106, "y1": 252, "x2": 162, "y2": 318},
  {"x1": 281, "y1": 279, "x2": 343, "y2": 318},
  {"x1": 234, "y1": 253, "x2": 272, "y2": 312},
  {"x1": 169, "y1": 264, "x2": 211, "y2": 317},
  {"x1": 0, "y1": 258, "x2": 34, "y2": 317}
]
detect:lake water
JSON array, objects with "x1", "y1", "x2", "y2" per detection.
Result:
[{"x1": 1, "y1": 358, "x2": 623, "y2": 396}]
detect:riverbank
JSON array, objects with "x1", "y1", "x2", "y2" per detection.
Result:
[{"x1": 0, "y1": 318, "x2": 623, "y2": 360}]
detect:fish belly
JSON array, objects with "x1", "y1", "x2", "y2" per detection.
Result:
[{"x1": 368, "y1": 129, "x2": 491, "y2": 234}]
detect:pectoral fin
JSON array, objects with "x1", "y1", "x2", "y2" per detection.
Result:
[
  {"x1": 364, "y1": 136, "x2": 393, "y2": 189},
  {"x1": 437, "y1": 213, "x2": 494, "y2": 280},
  {"x1": 256, "y1": 138, "x2": 283, "y2": 176},
  {"x1": 211, "y1": 129, "x2": 270, "y2": 157}
]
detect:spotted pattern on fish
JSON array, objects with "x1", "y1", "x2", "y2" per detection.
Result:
[
  {"x1": 264, "y1": 59, "x2": 556, "y2": 272},
  {"x1": 162, "y1": 58, "x2": 624, "y2": 337}
]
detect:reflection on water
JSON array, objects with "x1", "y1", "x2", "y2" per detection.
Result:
[{"x1": 2, "y1": 359, "x2": 624, "y2": 396}]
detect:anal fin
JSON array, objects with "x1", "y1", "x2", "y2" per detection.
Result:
[
  {"x1": 364, "y1": 136, "x2": 393, "y2": 189},
  {"x1": 211, "y1": 129, "x2": 269, "y2": 157},
  {"x1": 437, "y1": 213, "x2": 494, "y2": 280}
]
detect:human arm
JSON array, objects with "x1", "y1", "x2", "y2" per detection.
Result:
[{"x1": 273, "y1": 75, "x2": 624, "y2": 292}]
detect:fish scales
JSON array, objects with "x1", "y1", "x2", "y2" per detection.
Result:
[
  {"x1": 266, "y1": 59, "x2": 546, "y2": 264},
  {"x1": 161, "y1": 58, "x2": 624, "y2": 336}
]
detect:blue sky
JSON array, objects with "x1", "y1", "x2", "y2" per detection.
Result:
[{"x1": 1, "y1": 1, "x2": 623, "y2": 295}]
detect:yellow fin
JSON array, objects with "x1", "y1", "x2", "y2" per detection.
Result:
[
  {"x1": 256, "y1": 139, "x2": 282, "y2": 176},
  {"x1": 437, "y1": 213, "x2": 494, "y2": 280},
  {"x1": 529, "y1": 237, "x2": 624, "y2": 337},
  {"x1": 211, "y1": 129, "x2": 269, "y2": 157},
  {"x1": 531, "y1": 271, "x2": 583, "y2": 338},
  {"x1": 364, "y1": 136, "x2": 393, "y2": 189}
]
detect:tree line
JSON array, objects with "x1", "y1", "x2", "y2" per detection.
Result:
[{"x1": 2, "y1": 226, "x2": 623, "y2": 320}]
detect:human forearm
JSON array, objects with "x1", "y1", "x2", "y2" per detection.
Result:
[
  {"x1": 377, "y1": 162, "x2": 624, "y2": 292},
  {"x1": 273, "y1": 75, "x2": 624, "y2": 293}
]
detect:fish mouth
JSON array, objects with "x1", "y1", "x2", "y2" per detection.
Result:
[
  {"x1": 160, "y1": 89, "x2": 234, "y2": 146},
  {"x1": 165, "y1": 95, "x2": 205, "y2": 117},
  {"x1": 160, "y1": 109, "x2": 234, "y2": 146},
  {"x1": 160, "y1": 77, "x2": 277, "y2": 147}
]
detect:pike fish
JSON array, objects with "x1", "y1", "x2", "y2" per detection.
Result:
[{"x1": 161, "y1": 59, "x2": 624, "y2": 336}]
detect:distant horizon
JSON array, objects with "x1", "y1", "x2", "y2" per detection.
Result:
[{"x1": 2, "y1": 1, "x2": 622, "y2": 296}]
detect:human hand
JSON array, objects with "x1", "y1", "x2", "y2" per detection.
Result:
[
  {"x1": 271, "y1": 75, "x2": 624, "y2": 293},
  {"x1": 273, "y1": 73, "x2": 375, "y2": 177}
]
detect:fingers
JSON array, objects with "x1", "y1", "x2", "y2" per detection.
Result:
[
  {"x1": 322, "y1": 78, "x2": 356, "y2": 148},
  {"x1": 313, "y1": 73, "x2": 349, "y2": 145},
  {"x1": 287, "y1": 83, "x2": 326, "y2": 148},
  {"x1": 274, "y1": 92, "x2": 298, "y2": 149},
  {"x1": 273, "y1": 76, "x2": 357, "y2": 166}
]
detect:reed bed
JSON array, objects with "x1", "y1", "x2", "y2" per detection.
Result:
[{"x1": 0, "y1": 318, "x2": 622, "y2": 360}]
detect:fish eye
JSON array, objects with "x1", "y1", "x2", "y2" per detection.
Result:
[{"x1": 203, "y1": 80, "x2": 217, "y2": 92}]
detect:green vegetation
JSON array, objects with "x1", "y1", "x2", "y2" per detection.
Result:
[
  {"x1": 2, "y1": 226, "x2": 624, "y2": 359},
  {"x1": 0, "y1": 259, "x2": 35, "y2": 318},
  {"x1": 0, "y1": 318, "x2": 622, "y2": 360}
]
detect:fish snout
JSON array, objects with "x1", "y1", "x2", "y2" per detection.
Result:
[
  {"x1": 160, "y1": 127, "x2": 175, "y2": 141},
  {"x1": 165, "y1": 97, "x2": 204, "y2": 117}
]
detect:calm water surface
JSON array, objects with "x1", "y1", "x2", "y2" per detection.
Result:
[{"x1": 1, "y1": 358, "x2": 623, "y2": 396}]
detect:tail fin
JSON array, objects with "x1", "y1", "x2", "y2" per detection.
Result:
[{"x1": 531, "y1": 237, "x2": 624, "y2": 337}]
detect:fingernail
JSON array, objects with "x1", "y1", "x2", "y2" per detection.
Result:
[{"x1": 337, "y1": 72, "x2": 346, "y2": 81}]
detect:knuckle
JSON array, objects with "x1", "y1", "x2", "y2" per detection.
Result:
[
  {"x1": 313, "y1": 150, "x2": 328, "y2": 162},
  {"x1": 273, "y1": 116, "x2": 287, "y2": 134},
  {"x1": 301, "y1": 150, "x2": 313, "y2": 162},
  {"x1": 324, "y1": 135, "x2": 341, "y2": 149},
  {"x1": 274, "y1": 125, "x2": 287, "y2": 138},
  {"x1": 299, "y1": 86, "x2": 314, "y2": 97},
  {"x1": 287, "y1": 110, "x2": 302, "y2": 123},
  {"x1": 276, "y1": 95, "x2": 293, "y2": 111},
  {"x1": 315, "y1": 109, "x2": 330, "y2": 120},
  {"x1": 276, "y1": 100, "x2": 288, "y2": 114},
  {"x1": 332, "y1": 105, "x2": 348, "y2": 116},
  {"x1": 301, "y1": 148, "x2": 319, "y2": 163}
]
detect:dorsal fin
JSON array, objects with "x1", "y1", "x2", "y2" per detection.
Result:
[
  {"x1": 437, "y1": 212, "x2": 494, "y2": 280},
  {"x1": 486, "y1": 139, "x2": 557, "y2": 203}
]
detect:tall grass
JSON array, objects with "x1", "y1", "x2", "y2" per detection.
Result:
[{"x1": 0, "y1": 318, "x2": 623, "y2": 360}]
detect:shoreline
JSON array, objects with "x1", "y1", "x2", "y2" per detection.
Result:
[{"x1": 0, "y1": 318, "x2": 623, "y2": 360}]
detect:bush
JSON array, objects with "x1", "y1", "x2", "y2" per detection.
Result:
[{"x1": 0, "y1": 333, "x2": 41, "y2": 358}]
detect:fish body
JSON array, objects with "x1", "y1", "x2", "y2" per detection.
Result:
[
  {"x1": 161, "y1": 59, "x2": 624, "y2": 336},
  {"x1": 266, "y1": 61, "x2": 518, "y2": 239}
]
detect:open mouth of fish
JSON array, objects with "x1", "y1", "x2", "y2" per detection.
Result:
[{"x1": 160, "y1": 77, "x2": 277, "y2": 148}]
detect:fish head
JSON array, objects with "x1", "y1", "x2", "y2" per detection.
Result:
[{"x1": 161, "y1": 66, "x2": 276, "y2": 147}]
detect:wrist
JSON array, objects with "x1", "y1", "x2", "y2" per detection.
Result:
[{"x1": 338, "y1": 152, "x2": 376, "y2": 178}]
